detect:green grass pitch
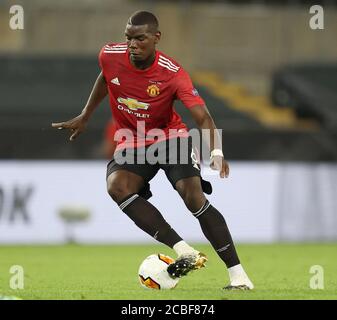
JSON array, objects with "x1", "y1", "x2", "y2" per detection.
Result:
[{"x1": 0, "y1": 243, "x2": 336, "y2": 300}]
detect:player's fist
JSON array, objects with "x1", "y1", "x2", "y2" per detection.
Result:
[
  {"x1": 51, "y1": 114, "x2": 88, "y2": 141},
  {"x1": 210, "y1": 156, "x2": 229, "y2": 179}
]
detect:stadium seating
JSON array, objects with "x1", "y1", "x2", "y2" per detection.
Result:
[{"x1": 271, "y1": 64, "x2": 337, "y2": 129}]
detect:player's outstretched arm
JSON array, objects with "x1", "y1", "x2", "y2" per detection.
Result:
[
  {"x1": 189, "y1": 104, "x2": 229, "y2": 179},
  {"x1": 51, "y1": 72, "x2": 108, "y2": 141}
]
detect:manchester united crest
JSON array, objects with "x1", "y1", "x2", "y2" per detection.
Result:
[{"x1": 147, "y1": 84, "x2": 160, "y2": 97}]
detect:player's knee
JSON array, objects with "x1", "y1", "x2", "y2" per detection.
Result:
[
  {"x1": 107, "y1": 180, "x2": 132, "y2": 203},
  {"x1": 186, "y1": 199, "x2": 205, "y2": 213},
  {"x1": 178, "y1": 189, "x2": 206, "y2": 213},
  {"x1": 176, "y1": 180, "x2": 206, "y2": 213}
]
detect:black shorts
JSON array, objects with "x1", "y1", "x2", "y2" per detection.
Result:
[{"x1": 106, "y1": 137, "x2": 212, "y2": 200}]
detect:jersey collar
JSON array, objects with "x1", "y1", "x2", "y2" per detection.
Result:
[{"x1": 125, "y1": 50, "x2": 159, "y2": 73}]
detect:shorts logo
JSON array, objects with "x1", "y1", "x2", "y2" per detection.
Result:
[
  {"x1": 190, "y1": 148, "x2": 200, "y2": 171},
  {"x1": 147, "y1": 84, "x2": 160, "y2": 97},
  {"x1": 117, "y1": 97, "x2": 149, "y2": 111}
]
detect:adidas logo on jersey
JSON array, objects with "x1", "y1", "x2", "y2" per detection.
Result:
[{"x1": 111, "y1": 77, "x2": 120, "y2": 85}]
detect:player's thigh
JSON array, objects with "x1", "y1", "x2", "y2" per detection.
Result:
[
  {"x1": 106, "y1": 159, "x2": 158, "y2": 202},
  {"x1": 161, "y1": 137, "x2": 202, "y2": 191},
  {"x1": 162, "y1": 162, "x2": 206, "y2": 212},
  {"x1": 161, "y1": 137, "x2": 206, "y2": 211},
  {"x1": 107, "y1": 169, "x2": 145, "y2": 197}
]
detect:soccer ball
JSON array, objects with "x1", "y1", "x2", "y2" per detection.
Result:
[{"x1": 138, "y1": 254, "x2": 179, "y2": 290}]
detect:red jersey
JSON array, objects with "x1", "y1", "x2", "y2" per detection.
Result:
[
  {"x1": 98, "y1": 42, "x2": 205, "y2": 150},
  {"x1": 104, "y1": 118, "x2": 117, "y2": 142}
]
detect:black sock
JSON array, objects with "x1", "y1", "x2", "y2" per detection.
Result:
[
  {"x1": 194, "y1": 200, "x2": 240, "y2": 268},
  {"x1": 118, "y1": 193, "x2": 182, "y2": 248}
]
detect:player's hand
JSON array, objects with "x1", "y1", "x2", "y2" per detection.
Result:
[
  {"x1": 210, "y1": 156, "x2": 229, "y2": 178},
  {"x1": 51, "y1": 114, "x2": 88, "y2": 141}
]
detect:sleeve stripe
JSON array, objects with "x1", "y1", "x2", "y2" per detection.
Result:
[
  {"x1": 103, "y1": 50, "x2": 127, "y2": 54},
  {"x1": 159, "y1": 55, "x2": 180, "y2": 70},
  {"x1": 104, "y1": 47, "x2": 127, "y2": 51},
  {"x1": 105, "y1": 44, "x2": 127, "y2": 49},
  {"x1": 158, "y1": 61, "x2": 179, "y2": 72}
]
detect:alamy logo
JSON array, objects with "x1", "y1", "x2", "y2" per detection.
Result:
[
  {"x1": 9, "y1": 5, "x2": 24, "y2": 30},
  {"x1": 9, "y1": 265, "x2": 24, "y2": 290},
  {"x1": 113, "y1": 123, "x2": 223, "y2": 167},
  {"x1": 309, "y1": 265, "x2": 324, "y2": 289},
  {"x1": 309, "y1": 5, "x2": 324, "y2": 30}
]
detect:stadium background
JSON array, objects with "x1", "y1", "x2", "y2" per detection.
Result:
[{"x1": 0, "y1": 0, "x2": 336, "y2": 300}]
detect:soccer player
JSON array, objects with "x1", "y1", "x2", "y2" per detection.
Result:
[{"x1": 52, "y1": 11, "x2": 253, "y2": 290}]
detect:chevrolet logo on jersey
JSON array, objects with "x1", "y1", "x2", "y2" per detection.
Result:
[{"x1": 117, "y1": 97, "x2": 150, "y2": 111}]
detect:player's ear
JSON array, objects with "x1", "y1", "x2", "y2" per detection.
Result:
[{"x1": 154, "y1": 31, "x2": 161, "y2": 44}]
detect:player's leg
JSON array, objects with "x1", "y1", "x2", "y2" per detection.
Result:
[
  {"x1": 162, "y1": 137, "x2": 253, "y2": 288},
  {"x1": 107, "y1": 169, "x2": 182, "y2": 248},
  {"x1": 106, "y1": 160, "x2": 194, "y2": 255},
  {"x1": 174, "y1": 176, "x2": 253, "y2": 290}
]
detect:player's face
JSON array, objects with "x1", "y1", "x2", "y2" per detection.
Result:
[{"x1": 125, "y1": 24, "x2": 160, "y2": 62}]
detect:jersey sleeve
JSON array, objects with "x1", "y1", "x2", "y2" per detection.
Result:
[
  {"x1": 98, "y1": 45, "x2": 110, "y2": 82},
  {"x1": 175, "y1": 68, "x2": 205, "y2": 108}
]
